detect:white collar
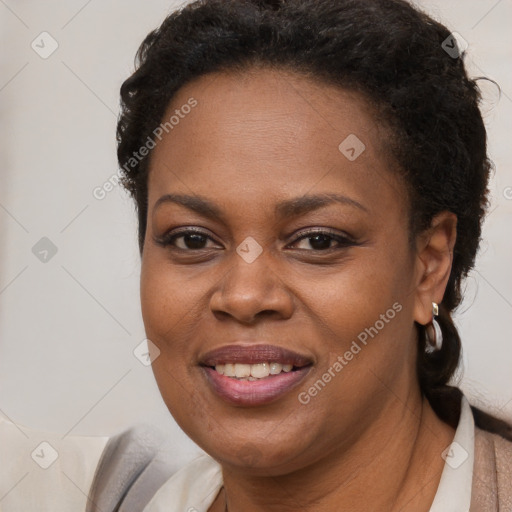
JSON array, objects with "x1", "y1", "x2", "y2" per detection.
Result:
[
  {"x1": 428, "y1": 395, "x2": 474, "y2": 512},
  {"x1": 143, "y1": 452, "x2": 222, "y2": 511}
]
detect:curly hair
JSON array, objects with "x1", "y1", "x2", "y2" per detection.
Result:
[{"x1": 117, "y1": 0, "x2": 511, "y2": 438}]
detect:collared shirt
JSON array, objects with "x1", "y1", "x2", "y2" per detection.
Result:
[
  {"x1": 429, "y1": 395, "x2": 474, "y2": 512},
  {"x1": 143, "y1": 396, "x2": 475, "y2": 512}
]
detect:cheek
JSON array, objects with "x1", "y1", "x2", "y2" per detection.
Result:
[
  {"x1": 291, "y1": 250, "x2": 410, "y2": 341},
  {"x1": 285, "y1": 244, "x2": 415, "y2": 405},
  {"x1": 140, "y1": 257, "x2": 195, "y2": 393},
  {"x1": 140, "y1": 251, "x2": 209, "y2": 342},
  {"x1": 140, "y1": 256, "x2": 205, "y2": 425},
  {"x1": 312, "y1": 250, "x2": 415, "y2": 395}
]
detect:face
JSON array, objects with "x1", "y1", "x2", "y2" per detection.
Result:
[{"x1": 141, "y1": 68, "x2": 421, "y2": 475}]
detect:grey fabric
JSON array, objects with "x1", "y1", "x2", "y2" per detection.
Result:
[{"x1": 86, "y1": 424, "x2": 178, "y2": 512}]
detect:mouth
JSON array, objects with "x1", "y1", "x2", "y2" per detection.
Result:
[
  {"x1": 214, "y1": 361, "x2": 295, "y2": 380},
  {"x1": 199, "y1": 344, "x2": 313, "y2": 406}
]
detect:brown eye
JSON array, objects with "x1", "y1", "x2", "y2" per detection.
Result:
[
  {"x1": 177, "y1": 233, "x2": 208, "y2": 249},
  {"x1": 290, "y1": 230, "x2": 355, "y2": 251},
  {"x1": 155, "y1": 229, "x2": 221, "y2": 251},
  {"x1": 306, "y1": 234, "x2": 335, "y2": 250}
]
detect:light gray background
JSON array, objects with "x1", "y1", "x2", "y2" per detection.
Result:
[{"x1": 1, "y1": 0, "x2": 511, "y2": 464}]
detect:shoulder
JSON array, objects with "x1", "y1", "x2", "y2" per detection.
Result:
[
  {"x1": 472, "y1": 426, "x2": 512, "y2": 509},
  {"x1": 474, "y1": 426, "x2": 512, "y2": 474},
  {"x1": 86, "y1": 423, "x2": 180, "y2": 512},
  {"x1": 87, "y1": 425, "x2": 222, "y2": 512}
]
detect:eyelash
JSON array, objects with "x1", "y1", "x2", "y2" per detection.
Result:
[{"x1": 154, "y1": 227, "x2": 356, "y2": 252}]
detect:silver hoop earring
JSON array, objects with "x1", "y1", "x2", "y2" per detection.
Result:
[{"x1": 425, "y1": 302, "x2": 443, "y2": 353}]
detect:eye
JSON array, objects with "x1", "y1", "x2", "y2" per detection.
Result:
[
  {"x1": 155, "y1": 228, "x2": 221, "y2": 251},
  {"x1": 288, "y1": 229, "x2": 355, "y2": 251}
]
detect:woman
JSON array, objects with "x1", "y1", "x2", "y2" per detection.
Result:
[{"x1": 113, "y1": 0, "x2": 512, "y2": 509}]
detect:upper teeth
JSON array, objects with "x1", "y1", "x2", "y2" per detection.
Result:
[{"x1": 215, "y1": 362, "x2": 293, "y2": 379}]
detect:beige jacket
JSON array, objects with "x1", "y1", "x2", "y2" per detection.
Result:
[{"x1": 471, "y1": 427, "x2": 512, "y2": 510}]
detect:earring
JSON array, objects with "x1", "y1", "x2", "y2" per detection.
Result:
[{"x1": 425, "y1": 302, "x2": 443, "y2": 353}]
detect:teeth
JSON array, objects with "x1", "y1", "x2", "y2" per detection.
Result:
[
  {"x1": 251, "y1": 362, "x2": 270, "y2": 378},
  {"x1": 234, "y1": 363, "x2": 251, "y2": 378},
  {"x1": 214, "y1": 361, "x2": 296, "y2": 379},
  {"x1": 224, "y1": 363, "x2": 236, "y2": 377},
  {"x1": 269, "y1": 362, "x2": 282, "y2": 375}
]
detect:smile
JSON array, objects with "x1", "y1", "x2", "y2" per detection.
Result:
[
  {"x1": 200, "y1": 344, "x2": 313, "y2": 406},
  {"x1": 215, "y1": 362, "x2": 293, "y2": 379}
]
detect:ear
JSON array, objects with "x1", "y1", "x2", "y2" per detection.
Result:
[{"x1": 413, "y1": 211, "x2": 457, "y2": 325}]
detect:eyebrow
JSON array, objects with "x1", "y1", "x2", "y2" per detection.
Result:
[
  {"x1": 275, "y1": 193, "x2": 368, "y2": 217},
  {"x1": 153, "y1": 192, "x2": 368, "y2": 220}
]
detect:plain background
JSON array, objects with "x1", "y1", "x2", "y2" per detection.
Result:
[{"x1": 1, "y1": 0, "x2": 511, "y2": 466}]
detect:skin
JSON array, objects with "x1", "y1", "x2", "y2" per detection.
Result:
[{"x1": 140, "y1": 68, "x2": 458, "y2": 511}]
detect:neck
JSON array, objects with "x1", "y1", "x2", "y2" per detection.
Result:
[{"x1": 214, "y1": 392, "x2": 455, "y2": 512}]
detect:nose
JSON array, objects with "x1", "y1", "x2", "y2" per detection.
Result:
[{"x1": 209, "y1": 251, "x2": 294, "y2": 324}]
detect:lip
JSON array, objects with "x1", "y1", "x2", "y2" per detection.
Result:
[
  {"x1": 200, "y1": 344, "x2": 312, "y2": 367},
  {"x1": 200, "y1": 344, "x2": 313, "y2": 406}
]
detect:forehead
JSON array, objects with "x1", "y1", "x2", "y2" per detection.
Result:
[{"x1": 147, "y1": 68, "x2": 405, "y2": 217}]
